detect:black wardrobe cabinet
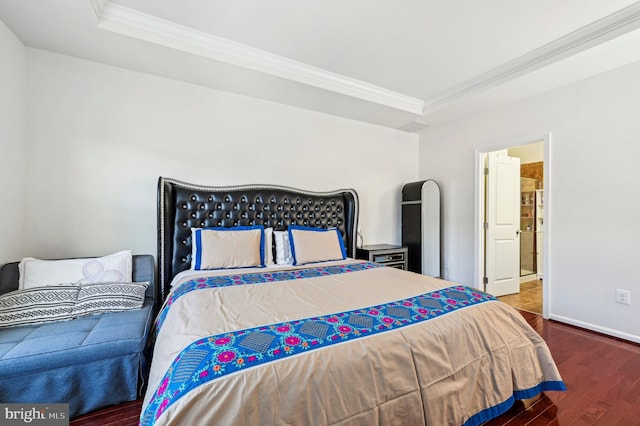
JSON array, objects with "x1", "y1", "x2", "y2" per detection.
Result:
[{"x1": 401, "y1": 180, "x2": 441, "y2": 277}]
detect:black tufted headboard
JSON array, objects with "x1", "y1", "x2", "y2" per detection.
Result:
[{"x1": 157, "y1": 177, "x2": 359, "y2": 302}]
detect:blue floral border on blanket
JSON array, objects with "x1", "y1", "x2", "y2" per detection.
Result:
[{"x1": 141, "y1": 285, "x2": 497, "y2": 425}]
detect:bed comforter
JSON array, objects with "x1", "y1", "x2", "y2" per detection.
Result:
[{"x1": 141, "y1": 260, "x2": 564, "y2": 426}]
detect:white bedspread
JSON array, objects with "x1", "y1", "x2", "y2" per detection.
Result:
[{"x1": 142, "y1": 260, "x2": 564, "y2": 425}]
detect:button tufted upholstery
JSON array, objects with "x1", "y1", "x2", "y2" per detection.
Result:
[{"x1": 158, "y1": 178, "x2": 359, "y2": 302}]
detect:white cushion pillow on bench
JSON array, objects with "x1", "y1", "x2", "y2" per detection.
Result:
[{"x1": 18, "y1": 251, "x2": 132, "y2": 290}]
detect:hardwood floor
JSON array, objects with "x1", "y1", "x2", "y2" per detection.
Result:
[
  {"x1": 498, "y1": 279, "x2": 543, "y2": 314},
  {"x1": 70, "y1": 399, "x2": 141, "y2": 426},
  {"x1": 485, "y1": 311, "x2": 640, "y2": 425},
  {"x1": 71, "y1": 310, "x2": 640, "y2": 425}
]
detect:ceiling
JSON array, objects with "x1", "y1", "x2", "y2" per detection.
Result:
[{"x1": 2, "y1": 0, "x2": 640, "y2": 131}]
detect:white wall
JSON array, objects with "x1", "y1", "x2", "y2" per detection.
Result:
[
  {"x1": 23, "y1": 48, "x2": 418, "y2": 261},
  {"x1": 419, "y1": 59, "x2": 640, "y2": 342},
  {"x1": 0, "y1": 20, "x2": 26, "y2": 264}
]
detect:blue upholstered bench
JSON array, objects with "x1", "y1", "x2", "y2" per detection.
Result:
[{"x1": 0, "y1": 254, "x2": 156, "y2": 418}]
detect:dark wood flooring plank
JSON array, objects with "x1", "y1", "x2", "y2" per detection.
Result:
[{"x1": 70, "y1": 399, "x2": 142, "y2": 426}]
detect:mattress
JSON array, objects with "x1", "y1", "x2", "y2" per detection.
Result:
[{"x1": 141, "y1": 260, "x2": 564, "y2": 425}]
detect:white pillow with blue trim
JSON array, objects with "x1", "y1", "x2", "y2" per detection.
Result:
[
  {"x1": 274, "y1": 230, "x2": 293, "y2": 265},
  {"x1": 264, "y1": 227, "x2": 274, "y2": 265},
  {"x1": 191, "y1": 226, "x2": 265, "y2": 270},
  {"x1": 288, "y1": 225, "x2": 347, "y2": 265}
]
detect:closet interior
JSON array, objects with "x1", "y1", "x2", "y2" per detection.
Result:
[{"x1": 520, "y1": 177, "x2": 543, "y2": 279}]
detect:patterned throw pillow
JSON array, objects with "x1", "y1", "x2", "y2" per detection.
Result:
[
  {"x1": 72, "y1": 282, "x2": 149, "y2": 317},
  {"x1": 0, "y1": 286, "x2": 79, "y2": 327},
  {"x1": 0, "y1": 282, "x2": 149, "y2": 328}
]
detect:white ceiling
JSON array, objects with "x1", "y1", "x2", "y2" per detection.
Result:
[{"x1": 2, "y1": 0, "x2": 640, "y2": 131}]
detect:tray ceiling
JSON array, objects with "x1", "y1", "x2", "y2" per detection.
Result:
[{"x1": 2, "y1": 0, "x2": 640, "y2": 130}]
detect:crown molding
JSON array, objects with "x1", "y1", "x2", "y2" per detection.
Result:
[
  {"x1": 91, "y1": 0, "x2": 640, "y2": 122},
  {"x1": 90, "y1": 0, "x2": 424, "y2": 115},
  {"x1": 422, "y1": 2, "x2": 640, "y2": 114},
  {"x1": 395, "y1": 120, "x2": 430, "y2": 133}
]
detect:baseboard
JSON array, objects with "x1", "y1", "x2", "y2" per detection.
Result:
[
  {"x1": 548, "y1": 314, "x2": 640, "y2": 344},
  {"x1": 519, "y1": 274, "x2": 537, "y2": 284}
]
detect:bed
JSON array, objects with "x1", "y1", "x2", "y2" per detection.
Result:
[{"x1": 142, "y1": 177, "x2": 565, "y2": 426}]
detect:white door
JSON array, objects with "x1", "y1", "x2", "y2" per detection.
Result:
[{"x1": 485, "y1": 153, "x2": 521, "y2": 296}]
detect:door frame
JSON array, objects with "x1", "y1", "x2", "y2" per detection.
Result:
[{"x1": 474, "y1": 133, "x2": 552, "y2": 318}]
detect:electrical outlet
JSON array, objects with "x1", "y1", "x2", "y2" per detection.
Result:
[{"x1": 615, "y1": 289, "x2": 631, "y2": 305}]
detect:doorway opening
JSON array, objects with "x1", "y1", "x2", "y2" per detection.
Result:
[
  {"x1": 475, "y1": 135, "x2": 551, "y2": 318},
  {"x1": 510, "y1": 144, "x2": 544, "y2": 283}
]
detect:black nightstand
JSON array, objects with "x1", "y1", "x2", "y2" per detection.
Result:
[{"x1": 356, "y1": 244, "x2": 408, "y2": 270}]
